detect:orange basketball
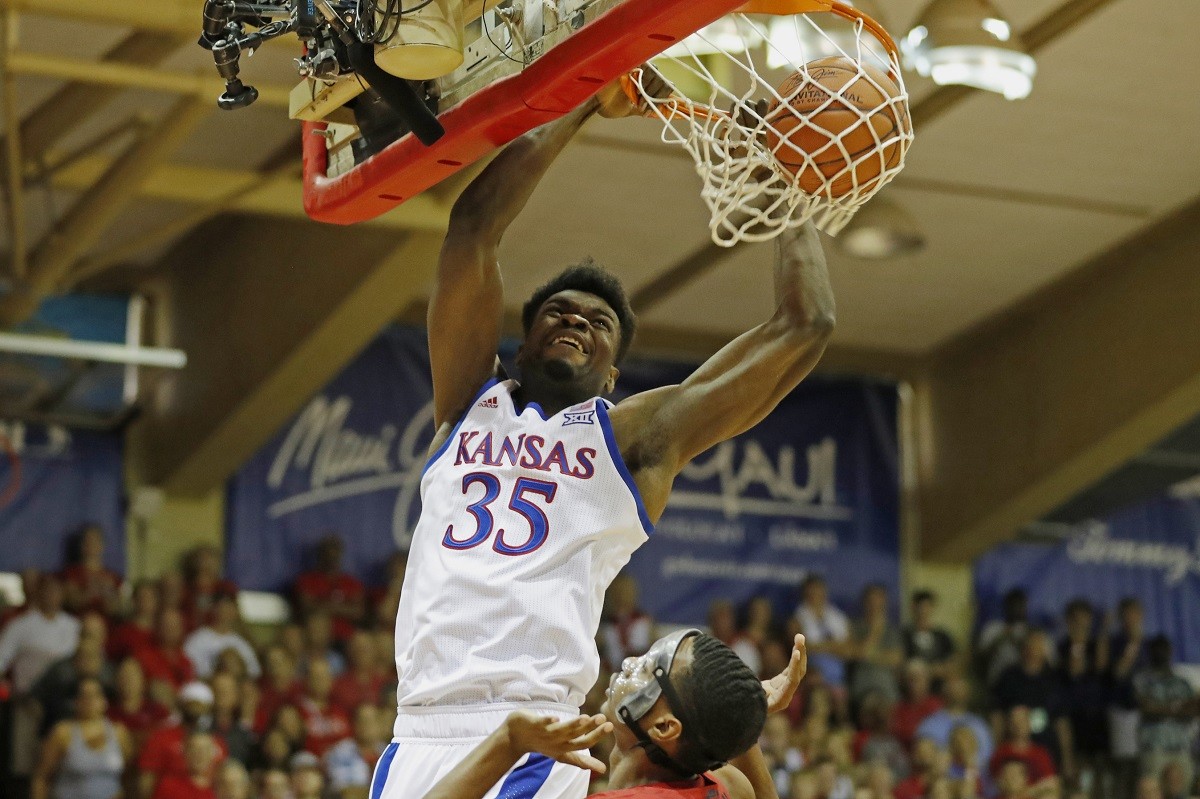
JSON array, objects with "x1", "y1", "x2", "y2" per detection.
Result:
[{"x1": 765, "y1": 56, "x2": 909, "y2": 198}]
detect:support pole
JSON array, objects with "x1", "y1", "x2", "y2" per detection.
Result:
[{"x1": 0, "y1": 11, "x2": 26, "y2": 279}]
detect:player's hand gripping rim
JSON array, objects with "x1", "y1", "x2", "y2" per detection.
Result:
[
  {"x1": 596, "y1": 63, "x2": 673, "y2": 119},
  {"x1": 503, "y1": 711, "x2": 614, "y2": 774},
  {"x1": 762, "y1": 634, "x2": 807, "y2": 715}
]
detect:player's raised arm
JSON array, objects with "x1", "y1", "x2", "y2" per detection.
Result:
[
  {"x1": 427, "y1": 98, "x2": 602, "y2": 431},
  {"x1": 610, "y1": 220, "x2": 834, "y2": 513}
]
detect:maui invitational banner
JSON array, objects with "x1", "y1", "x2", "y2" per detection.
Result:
[
  {"x1": 227, "y1": 325, "x2": 899, "y2": 622},
  {"x1": 974, "y1": 483, "x2": 1200, "y2": 663},
  {"x1": 0, "y1": 421, "x2": 125, "y2": 574}
]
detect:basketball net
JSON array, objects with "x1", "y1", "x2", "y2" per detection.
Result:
[{"x1": 627, "y1": 1, "x2": 913, "y2": 247}]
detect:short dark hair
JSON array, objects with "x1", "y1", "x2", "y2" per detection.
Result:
[
  {"x1": 912, "y1": 589, "x2": 935, "y2": 604},
  {"x1": 672, "y1": 633, "x2": 766, "y2": 773},
  {"x1": 521, "y1": 258, "x2": 637, "y2": 363}
]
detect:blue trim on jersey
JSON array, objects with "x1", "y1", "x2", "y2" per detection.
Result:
[
  {"x1": 517, "y1": 398, "x2": 551, "y2": 420},
  {"x1": 496, "y1": 753, "x2": 555, "y2": 799},
  {"x1": 595, "y1": 400, "x2": 655, "y2": 535},
  {"x1": 369, "y1": 742, "x2": 399, "y2": 799},
  {"x1": 422, "y1": 378, "x2": 501, "y2": 479}
]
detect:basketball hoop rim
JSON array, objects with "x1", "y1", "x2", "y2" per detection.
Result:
[
  {"x1": 623, "y1": 0, "x2": 903, "y2": 125},
  {"x1": 736, "y1": 0, "x2": 900, "y2": 59}
]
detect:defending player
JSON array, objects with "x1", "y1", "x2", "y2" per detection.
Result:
[
  {"x1": 379, "y1": 80, "x2": 835, "y2": 799},
  {"x1": 424, "y1": 634, "x2": 808, "y2": 799}
]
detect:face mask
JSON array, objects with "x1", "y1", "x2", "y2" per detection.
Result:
[{"x1": 615, "y1": 629, "x2": 724, "y2": 777}]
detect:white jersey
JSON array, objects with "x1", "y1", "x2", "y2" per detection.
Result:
[{"x1": 393, "y1": 379, "x2": 651, "y2": 711}]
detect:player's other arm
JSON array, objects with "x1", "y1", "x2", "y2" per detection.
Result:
[
  {"x1": 427, "y1": 98, "x2": 601, "y2": 430},
  {"x1": 613, "y1": 222, "x2": 833, "y2": 499}
]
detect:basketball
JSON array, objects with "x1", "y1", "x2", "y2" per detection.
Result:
[{"x1": 765, "y1": 56, "x2": 909, "y2": 198}]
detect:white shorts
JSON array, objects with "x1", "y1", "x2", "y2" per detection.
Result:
[{"x1": 371, "y1": 703, "x2": 591, "y2": 799}]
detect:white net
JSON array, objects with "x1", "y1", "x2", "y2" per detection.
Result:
[{"x1": 630, "y1": 8, "x2": 914, "y2": 247}]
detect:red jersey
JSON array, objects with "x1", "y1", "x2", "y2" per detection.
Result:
[
  {"x1": 330, "y1": 670, "x2": 387, "y2": 714},
  {"x1": 294, "y1": 571, "x2": 364, "y2": 640},
  {"x1": 136, "y1": 645, "x2": 196, "y2": 689},
  {"x1": 599, "y1": 773, "x2": 731, "y2": 798},
  {"x1": 894, "y1": 774, "x2": 928, "y2": 799},
  {"x1": 151, "y1": 775, "x2": 217, "y2": 799},
  {"x1": 181, "y1": 579, "x2": 238, "y2": 629},
  {"x1": 138, "y1": 724, "x2": 228, "y2": 782},
  {"x1": 297, "y1": 697, "x2": 352, "y2": 756},
  {"x1": 891, "y1": 696, "x2": 944, "y2": 748},
  {"x1": 108, "y1": 699, "x2": 170, "y2": 740},
  {"x1": 109, "y1": 621, "x2": 156, "y2": 661},
  {"x1": 990, "y1": 742, "x2": 1057, "y2": 782},
  {"x1": 254, "y1": 679, "x2": 305, "y2": 734},
  {"x1": 61, "y1": 565, "x2": 122, "y2": 614}
]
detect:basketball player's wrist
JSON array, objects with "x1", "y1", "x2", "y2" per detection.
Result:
[{"x1": 495, "y1": 714, "x2": 528, "y2": 764}]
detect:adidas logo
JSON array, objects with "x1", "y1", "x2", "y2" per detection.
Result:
[{"x1": 477, "y1": 396, "x2": 499, "y2": 409}]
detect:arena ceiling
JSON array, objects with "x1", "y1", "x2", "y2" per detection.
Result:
[{"x1": 1, "y1": 0, "x2": 1199, "y2": 560}]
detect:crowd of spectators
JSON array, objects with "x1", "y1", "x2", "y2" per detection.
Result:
[
  {"x1": 2, "y1": 527, "x2": 1198, "y2": 799},
  {"x1": 595, "y1": 577, "x2": 1200, "y2": 799},
  {"x1": 0, "y1": 529, "x2": 405, "y2": 799}
]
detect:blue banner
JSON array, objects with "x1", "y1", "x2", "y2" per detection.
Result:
[
  {"x1": 0, "y1": 421, "x2": 125, "y2": 574},
  {"x1": 227, "y1": 325, "x2": 900, "y2": 623},
  {"x1": 974, "y1": 486, "x2": 1200, "y2": 663}
]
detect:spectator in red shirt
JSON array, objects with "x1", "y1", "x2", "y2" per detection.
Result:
[
  {"x1": 139, "y1": 682, "x2": 228, "y2": 799},
  {"x1": 61, "y1": 525, "x2": 122, "y2": 617},
  {"x1": 110, "y1": 580, "x2": 160, "y2": 661},
  {"x1": 294, "y1": 535, "x2": 365, "y2": 643},
  {"x1": 255, "y1": 644, "x2": 304, "y2": 734},
  {"x1": 891, "y1": 659, "x2": 944, "y2": 750},
  {"x1": 296, "y1": 658, "x2": 351, "y2": 757},
  {"x1": 330, "y1": 630, "x2": 387, "y2": 714},
  {"x1": 182, "y1": 546, "x2": 238, "y2": 629},
  {"x1": 152, "y1": 730, "x2": 221, "y2": 799},
  {"x1": 989, "y1": 705, "x2": 1058, "y2": 793},
  {"x1": 136, "y1": 607, "x2": 196, "y2": 705},
  {"x1": 107, "y1": 656, "x2": 169, "y2": 750}
]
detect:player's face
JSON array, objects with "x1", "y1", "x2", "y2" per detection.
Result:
[
  {"x1": 600, "y1": 636, "x2": 695, "y2": 736},
  {"x1": 520, "y1": 290, "x2": 620, "y2": 388}
]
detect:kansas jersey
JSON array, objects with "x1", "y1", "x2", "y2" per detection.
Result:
[{"x1": 393, "y1": 379, "x2": 652, "y2": 710}]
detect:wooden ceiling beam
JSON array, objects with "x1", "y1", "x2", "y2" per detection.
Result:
[
  {"x1": 917, "y1": 197, "x2": 1200, "y2": 562},
  {"x1": 50, "y1": 154, "x2": 451, "y2": 234}
]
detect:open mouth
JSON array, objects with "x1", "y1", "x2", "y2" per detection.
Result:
[{"x1": 549, "y1": 335, "x2": 587, "y2": 354}]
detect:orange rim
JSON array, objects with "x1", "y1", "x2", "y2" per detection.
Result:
[{"x1": 630, "y1": 0, "x2": 903, "y2": 122}]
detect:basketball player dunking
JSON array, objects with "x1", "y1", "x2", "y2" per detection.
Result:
[{"x1": 376, "y1": 82, "x2": 835, "y2": 799}]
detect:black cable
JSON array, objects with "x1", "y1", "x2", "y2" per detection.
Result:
[{"x1": 482, "y1": 6, "x2": 528, "y2": 66}]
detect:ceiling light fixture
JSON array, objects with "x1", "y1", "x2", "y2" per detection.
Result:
[
  {"x1": 837, "y1": 197, "x2": 926, "y2": 260},
  {"x1": 902, "y1": 0, "x2": 1036, "y2": 100}
]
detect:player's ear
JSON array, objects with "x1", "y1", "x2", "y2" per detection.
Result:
[
  {"x1": 648, "y1": 713, "x2": 683, "y2": 746},
  {"x1": 605, "y1": 367, "x2": 619, "y2": 395}
]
